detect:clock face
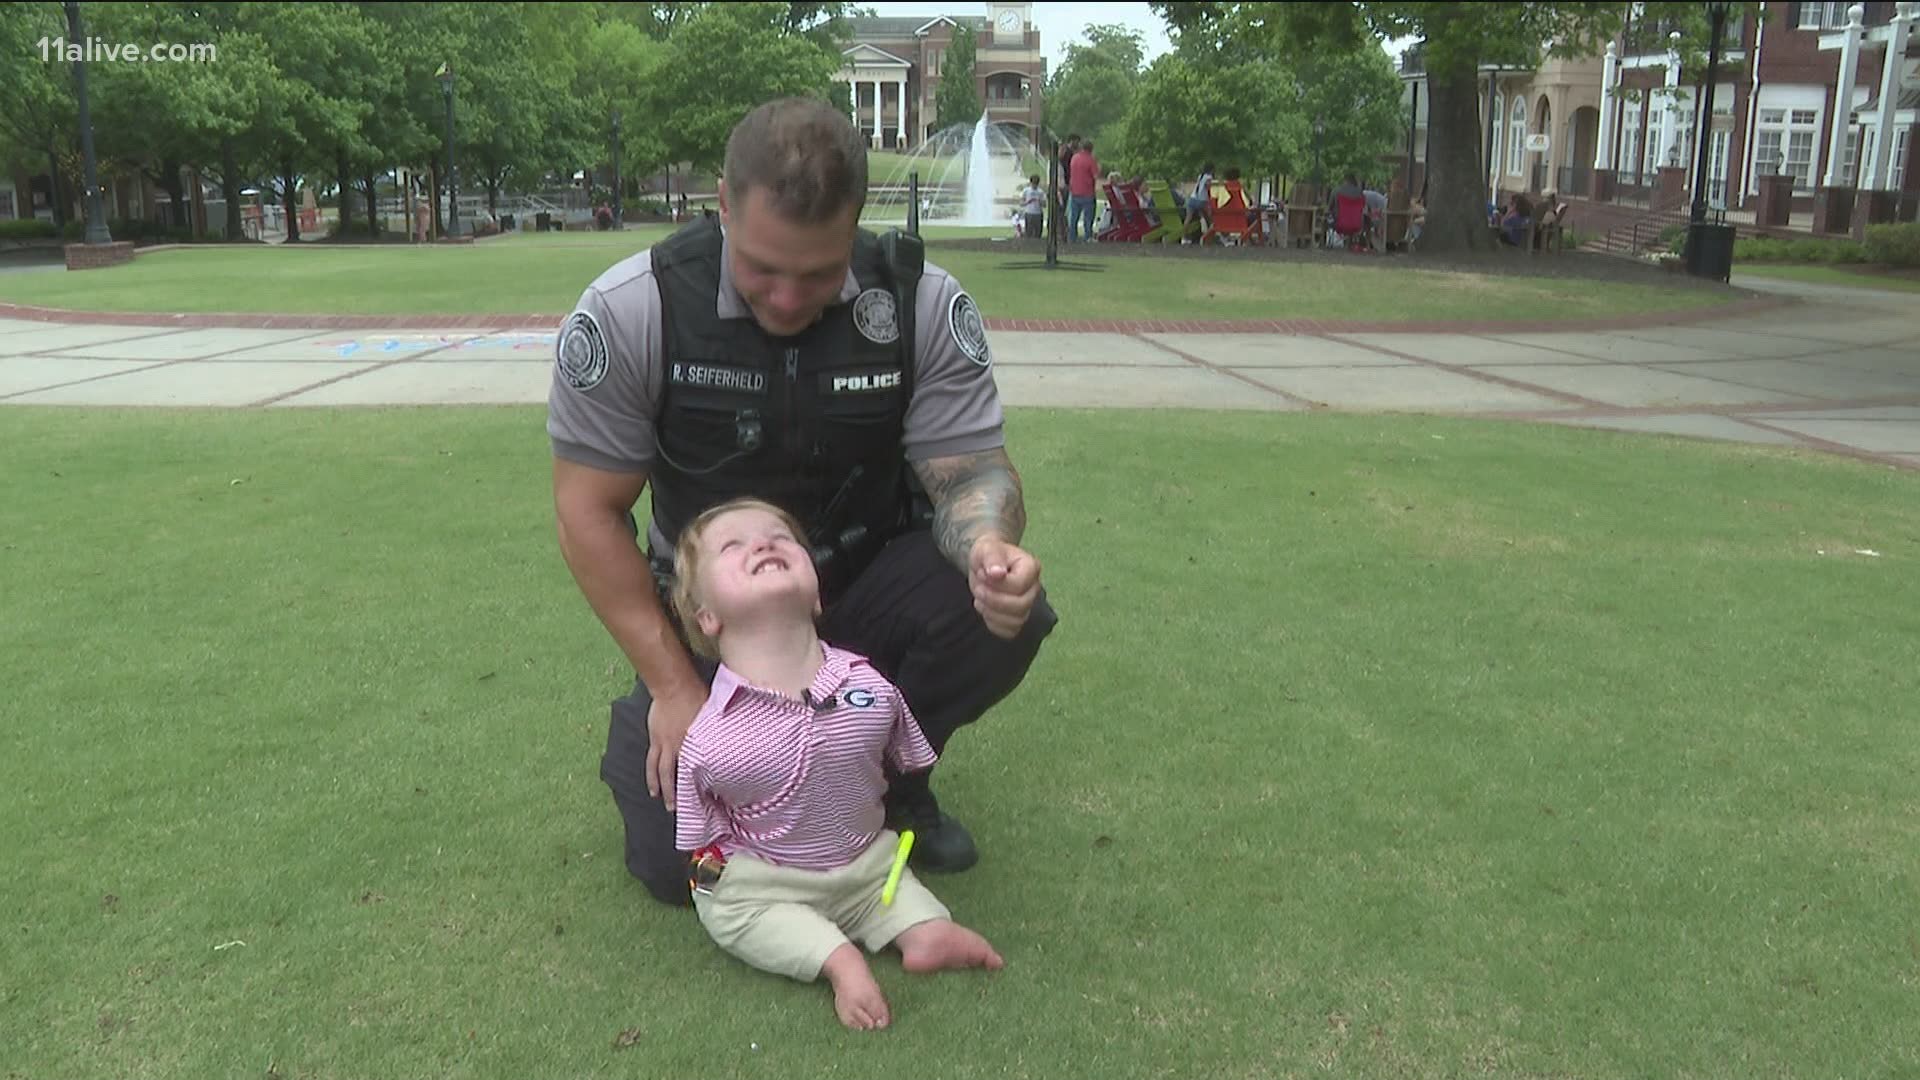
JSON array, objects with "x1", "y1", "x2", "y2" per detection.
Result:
[{"x1": 997, "y1": 10, "x2": 1021, "y2": 32}]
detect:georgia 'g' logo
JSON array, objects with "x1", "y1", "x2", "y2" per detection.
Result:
[
  {"x1": 842, "y1": 688, "x2": 876, "y2": 708},
  {"x1": 557, "y1": 310, "x2": 609, "y2": 391}
]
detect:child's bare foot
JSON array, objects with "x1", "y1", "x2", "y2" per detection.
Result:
[
  {"x1": 894, "y1": 919, "x2": 1006, "y2": 974},
  {"x1": 820, "y1": 944, "x2": 890, "y2": 1030}
]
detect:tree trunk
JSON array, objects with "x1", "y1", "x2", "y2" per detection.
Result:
[
  {"x1": 363, "y1": 171, "x2": 379, "y2": 237},
  {"x1": 160, "y1": 158, "x2": 186, "y2": 228},
  {"x1": 46, "y1": 143, "x2": 66, "y2": 228},
  {"x1": 486, "y1": 175, "x2": 498, "y2": 220},
  {"x1": 429, "y1": 162, "x2": 441, "y2": 239},
  {"x1": 220, "y1": 137, "x2": 244, "y2": 241},
  {"x1": 335, "y1": 151, "x2": 354, "y2": 238},
  {"x1": 282, "y1": 160, "x2": 300, "y2": 242},
  {"x1": 1417, "y1": 56, "x2": 1496, "y2": 255}
]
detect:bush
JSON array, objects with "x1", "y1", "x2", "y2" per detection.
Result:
[
  {"x1": 0, "y1": 219, "x2": 58, "y2": 240},
  {"x1": 1862, "y1": 221, "x2": 1920, "y2": 267},
  {"x1": 1732, "y1": 235, "x2": 1866, "y2": 264}
]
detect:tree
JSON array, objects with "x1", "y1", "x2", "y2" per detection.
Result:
[
  {"x1": 1045, "y1": 24, "x2": 1146, "y2": 151},
  {"x1": 644, "y1": 2, "x2": 844, "y2": 176},
  {"x1": 1150, "y1": 2, "x2": 1762, "y2": 254},
  {"x1": 1294, "y1": 45, "x2": 1404, "y2": 188},
  {"x1": 1111, "y1": 53, "x2": 1302, "y2": 183},
  {"x1": 0, "y1": 1, "x2": 75, "y2": 226},
  {"x1": 934, "y1": 23, "x2": 980, "y2": 133}
]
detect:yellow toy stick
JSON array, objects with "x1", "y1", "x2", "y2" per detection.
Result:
[{"x1": 881, "y1": 830, "x2": 915, "y2": 906}]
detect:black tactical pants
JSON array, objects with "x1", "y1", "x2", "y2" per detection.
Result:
[{"x1": 600, "y1": 528, "x2": 1060, "y2": 906}]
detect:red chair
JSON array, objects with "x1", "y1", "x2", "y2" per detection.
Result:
[
  {"x1": 1201, "y1": 180, "x2": 1263, "y2": 246},
  {"x1": 1330, "y1": 193, "x2": 1371, "y2": 252},
  {"x1": 1097, "y1": 182, "x2": 1152, "y2": 242}
]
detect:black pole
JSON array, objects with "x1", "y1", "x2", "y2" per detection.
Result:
[
  {"x1": 1045, "y1": 139, "x2": 1058, "y2": 266},
  {"x1": 1406, "y1": 81, "x2": 1419, "y2": 197},
  {"x1": 64, "y1": 1, "x2": 111, "y2": 244},
  {"x1": 1690, "y1": 4, "x2": 1726, "y2": 224},
  {"x1": 908, "y1": 171, "x2": 920, "y2": 236},
  {"x1": 611, "y1": 110, "x2": 622, "y2": 228},
  {"x1": 441, "y1": 69, "x2": 457, "y2": 237}
]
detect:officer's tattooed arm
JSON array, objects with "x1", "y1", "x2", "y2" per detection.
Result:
[{"x1": 912, "y1": 449, "x2": 1028, "y2": 571}]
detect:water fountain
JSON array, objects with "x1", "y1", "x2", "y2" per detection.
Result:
[{"x1": 865, "y1": 111, "x2": 1033, "y2": 228}]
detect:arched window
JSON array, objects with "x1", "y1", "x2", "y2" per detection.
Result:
[
  {"x1": 1509, "y1": 96, "x2": 1528, "y2": 176},
  {"x1": 1491, "y1": 94, "x2": 1505, "y2": 178}
]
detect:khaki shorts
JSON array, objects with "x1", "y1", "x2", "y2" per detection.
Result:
[{"x1": 691, "y1": 830, "x2": 950, "y2": 983}]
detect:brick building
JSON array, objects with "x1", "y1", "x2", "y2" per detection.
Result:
[
  {"x1": 1398, "y1": 2, "x2": 1917, "y2": 228},
  {"x1": 837, "y1": 2, "x2": 1046, "y2": 149}
]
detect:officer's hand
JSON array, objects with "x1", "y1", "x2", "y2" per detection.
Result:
[
  {"x1": 968, "y1": 537, "x2": 1042, "y2": 640},
  {"x1": 646, "y1": 686, "x2": 704, "y2": 807}
]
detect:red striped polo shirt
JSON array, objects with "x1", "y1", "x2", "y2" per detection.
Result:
[{"x1": 674, "y1": 643, "x2": 937, "y2": 871}]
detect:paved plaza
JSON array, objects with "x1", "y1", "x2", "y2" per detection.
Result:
[{"x1": 0, "y1": 273, "x2": 1915, "y2": 472}]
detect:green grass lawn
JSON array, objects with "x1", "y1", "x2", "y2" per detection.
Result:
[
  {"x1": 1734, "y1": 263, "x2": 1920, "y2": 293},
  {"x1": 0, "y1": 229, "x2": 1736, "y2": 324},
  {"x1": 3, "y1": 405, "x2": 1917, "y2": 1079}
]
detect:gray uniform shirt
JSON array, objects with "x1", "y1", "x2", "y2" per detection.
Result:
[{"x1": 547, "y1": 236, "x2": 1006, "y2": 475}]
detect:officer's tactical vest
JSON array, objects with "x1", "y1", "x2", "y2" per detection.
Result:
[{"x1": 648, "y1": 216, "x2": 918, "y2": 599}]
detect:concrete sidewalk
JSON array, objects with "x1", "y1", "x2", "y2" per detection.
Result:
[{"x1": 1, "y1": 274, "x2": 1915, "y2": 472}]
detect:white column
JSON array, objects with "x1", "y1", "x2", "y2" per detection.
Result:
[
  {"x1": 872, "y1": 78, "x2": 882, "y2": 144},
  {"x1": 1659, "y1": 31, "x2": 1682, "y2": 168},
  {"x1": 1866, "y1": 2, "x2": 1915, "y2": 189},
  {"x1": 849, "y1": 78, "x2": 858, "y2": 128},
  {"x1": 896, "y1": 78, "x2": 906, "y2": 145},
  {"x1": 1596, "y1": 41, "x2": 1618, "y2": 170},
  {"x1": 1823, "y1": 5, "x2": 1866, "y2": 186}
]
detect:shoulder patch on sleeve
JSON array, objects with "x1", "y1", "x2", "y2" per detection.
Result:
[
  {"x1": 556, "y1": 309, "x2": 610, "y2": 391},
  {"x1": 947, "y1": 291, "x2": 990, "y2": 368}
]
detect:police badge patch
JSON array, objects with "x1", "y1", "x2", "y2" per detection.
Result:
[
  {"x1": 948, "y1": 292, "x2": 990, "y2": 367},
  {"x1": 557, "y1": 310, "x2": 609, "y2": 391},
  {"x1": 852, "y1": 287, "x2": 899, "y2": 345}
]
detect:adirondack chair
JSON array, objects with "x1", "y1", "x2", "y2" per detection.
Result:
[
  {"x1": 1200, "y1": 180, "x2": 1263, "y2": 246},
  {"x1": 1098, "y1": 181, "x2": 1153, "y2": 242},
  {"x1": 1117, "y1": 182, "x2": 1156, "y2": 241},
  {"x1": 1142, "y1": 180, "x2": 1201, "y2": 244}
]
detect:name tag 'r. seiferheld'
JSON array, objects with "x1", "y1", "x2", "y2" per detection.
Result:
[{"x1": 670, "y1": 362, "x2": 766, "y2": 393}]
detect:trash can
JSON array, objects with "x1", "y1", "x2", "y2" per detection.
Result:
[
  {"x1": 1685, "y1": 221, "x2": 1736, "y2": 283},
  {"x1": 535, "y1": 211, "x2": 551, "y2": 233},
  {"x1": 500, "y1": 213, "x2": 515, "y2": 232}
]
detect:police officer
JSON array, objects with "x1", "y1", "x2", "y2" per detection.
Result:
[{"x1": 547, "y1": 97, "x2": 1060, "y2": 907}]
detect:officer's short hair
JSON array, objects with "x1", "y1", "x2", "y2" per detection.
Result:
[
  {"x1": 671, "y1": 497, "x2": 812, "y2": 659},
  {"x1": 724, "y1": 97, "x2": 868, "y2": 225}
]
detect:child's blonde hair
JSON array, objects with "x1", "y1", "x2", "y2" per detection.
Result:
[{"x1": 670, "y1": 497, "x2": 810, "y2": 658}]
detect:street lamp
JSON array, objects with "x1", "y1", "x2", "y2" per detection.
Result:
[
  {"x1": 1312, "y1": 117, "x2": 1326, "y2": 191},
  {"x1": 437, "y1": 63, "x2": 457, "y2": 237},
  {"x1": 1690, "y1": 2, "x2": 1730, "y2": 224},
  {"x1": 63, "y1": 1, "x2": 111, "y2": 245}
]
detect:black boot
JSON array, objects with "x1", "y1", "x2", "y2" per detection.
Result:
[{"x1": 885, "y1": 769, "x2": 978, "y2": 873}]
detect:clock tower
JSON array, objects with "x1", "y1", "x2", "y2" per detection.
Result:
[{"x1": 988, "y1": 2, "x2": 1028, "y2": 44}]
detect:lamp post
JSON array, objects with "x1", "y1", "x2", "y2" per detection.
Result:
[
  {"x1": 1690, "y1": 2, "x2": 1729, "y2": 224},
  {"x1": 611, "y1": 110, "x2": 623, "y2": 228},
  {"x1": 63, "y1": 1, "x2": 111, "y2": 244},
  {"x1": 1312, "y1": 117, "x2": 1325, "y2": 191},
  {"x1": 437, "y1": 63, "x2": 457, "y2": 237}
]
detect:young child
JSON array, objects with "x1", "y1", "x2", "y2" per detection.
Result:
[{"x1": 670, "y1": 497, "x2": 1005, "y2": 1031}]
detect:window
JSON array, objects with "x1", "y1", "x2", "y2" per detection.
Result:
[
  {"x1": 1489, "y1": 94, "x2": 1504, "y2": 179},
  {"x1": 1896, "y1": 129, "x2": 1912, "y2": 190},
  {"x1": 0, "y1": 190, "x2": 13, "y2": 220},
  {"x1": 1508, "y1": 96, "x2": 1527, "y2": 176},
  {"x1": 1797, "y1": 2, "x2": 1848, "y2": 28},
  {"x1": 1842, "y1": 126, "x2": 1877, "y2": 186},
  {"x1": 1755, "y1": 106, "x2": 1820, "y2": 190},
  {"x1": 1622, "y1": 111, "x2": 1643, "y2": 180}
]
